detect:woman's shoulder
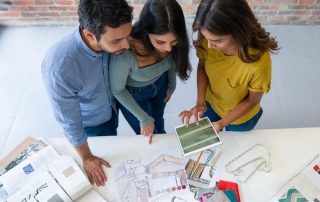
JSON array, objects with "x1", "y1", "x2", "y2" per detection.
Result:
[
  {"x1": 109, "y1": 49, "x2": 136, "y2": 71},
  {"x1": 110, "y1": 49, "x2": 135, "y2": 60},
  {"x1": 248, "y1": 47, "x2": 271, "y2": 61},
  {"x1": 246, "y1": 48, "x2": 271, "y2": 72}
]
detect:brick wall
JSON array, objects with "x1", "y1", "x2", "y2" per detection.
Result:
[{"x1": 0, "y1": 0, "x2": 319, "y2": 26}]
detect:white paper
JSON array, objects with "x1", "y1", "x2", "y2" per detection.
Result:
[
  {"x1": 76, "y1": 189, "x2": 107, "y2": 202},
  {"x1": 113, "y1": 148, "x2": 192, "y2": 202},
  {"x1": 48, "y1": 156, "x2": 92, "y2": 201},
  {"x1": 7, "y1": 171, "x2": 72, "y2": 202}
]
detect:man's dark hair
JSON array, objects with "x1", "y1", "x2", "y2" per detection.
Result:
[{"x1": 78, "y1": 0, "x2": 133, "y2": 40}]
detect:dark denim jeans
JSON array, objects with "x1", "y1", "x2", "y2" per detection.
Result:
[
  {"x1": 119, "y1": 73, "x2": 168, "y2": 134},
  {"x1": 204, "y1": 102, "x2": 263, "y2": 131},
  {"x1": 84, "y1": 106, "x2": 118, "y2": 136}
]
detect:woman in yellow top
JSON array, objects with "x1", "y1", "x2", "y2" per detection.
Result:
[{"x1": 180, "y1": 0, "x2": 279, "y2": 132}]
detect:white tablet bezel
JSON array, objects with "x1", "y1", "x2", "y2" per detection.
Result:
[{"x1": 175, "y1": 117, "x2": 222, "y2": 156}]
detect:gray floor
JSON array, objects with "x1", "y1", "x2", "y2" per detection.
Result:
[{"x1": 0, "y1": 25, "x2": 320, "y2": 159}]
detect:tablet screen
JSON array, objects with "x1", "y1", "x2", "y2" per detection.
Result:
[{"x1": 175, "y1": 117, "x2": 222, "y2": 156}]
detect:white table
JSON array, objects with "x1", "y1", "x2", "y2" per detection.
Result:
[{"x1": 47, "y1": 127, "x2": 320, "y2": 202}]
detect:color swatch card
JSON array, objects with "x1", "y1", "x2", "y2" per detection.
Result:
[{"x1": 271, "y1": 154, "x2": 320, "y2": 202}]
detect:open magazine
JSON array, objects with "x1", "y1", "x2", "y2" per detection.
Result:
[
  {"x1": 0, "y1": 137, "x2": 106, "y2": 202},
  {"x1": 271, "y1": 154, "x2": 320, "y2": 201},
  {"x1": 0, "y1": 136, "x2": 47, "y2": 176}
]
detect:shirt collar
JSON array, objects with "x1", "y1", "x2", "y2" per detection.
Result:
[{"x1": 75, "y1": 26, "x2": 103, "y2": 57}]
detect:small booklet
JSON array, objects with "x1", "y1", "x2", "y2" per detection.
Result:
[
  {"x1": 175, "y1": 117, "x2": 222, "y2": 156},
  {"x1": 6, "y1": 156, "x2": 106, "y2": 202},
  {"x1": 271, "y1": 154, "x2": 320, "y2": 202}
]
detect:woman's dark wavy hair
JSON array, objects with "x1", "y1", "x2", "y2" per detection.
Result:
[
  {"x1": 78, "y1": 0, "x2": 133, "y2": 41},
  {"x1": 193, "y1": 0, "x2": 279, "y2": 63},
  {"x1": 131, "y1": 0, "x2": 191, "y2": 80}
]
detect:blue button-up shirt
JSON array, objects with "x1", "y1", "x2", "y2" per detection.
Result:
[{"x1": 42, "y1": 27, "x2": 112, "y2": 146}]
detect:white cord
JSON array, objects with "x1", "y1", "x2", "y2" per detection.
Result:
[{"x1": 225, "y1": 144, "x2": 271, "y2": 183}]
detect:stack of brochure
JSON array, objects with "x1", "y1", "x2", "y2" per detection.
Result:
[{"x1": 0, "y1": 137, "x2": 106, "y2": 202}]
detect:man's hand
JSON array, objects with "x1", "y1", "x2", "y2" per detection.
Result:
[
  {"x1": 75, "y1": 142, "x2": 111, "y2": 187},
  {"x1": 83, "y1": 155, "x2": 111, "y2": 186}
]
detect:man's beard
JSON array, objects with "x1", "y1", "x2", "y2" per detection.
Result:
[
  {"x1": 112, "y1": 48, "x2": 127, "y2": 55},
  {"x1": 97, "y1": 43, "x2": 127, "y2": 55}
]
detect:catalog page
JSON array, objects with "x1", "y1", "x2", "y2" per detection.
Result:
[
  {"x1": 271, "y1": 154, "x2": 320, "y2": 201},
  {"x1": 6, "y1": 171, "x2": 72, "y2": 202}
]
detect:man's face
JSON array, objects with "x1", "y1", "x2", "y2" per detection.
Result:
[{"x1": 93, "y1": 22, "x2": 132, "y2": 54}]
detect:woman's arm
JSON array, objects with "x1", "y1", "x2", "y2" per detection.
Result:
[
  {"x1": 109, "y1": 52, "x2": 154, "y2": 137},
  {"x1": 180, "y1": 59, "x2": 208, "y2": 125},
  {"x1": 196, "y1": 59, "x2": 208, "y2": 109},
  {"x1": 214, "y1": 91, "x2": 263, "y2": 131}
]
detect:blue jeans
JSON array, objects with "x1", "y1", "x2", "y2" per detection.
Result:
[
  {"x1": 203, "y1": 102, "x2": 263, "y2": 131},
  {"x1": 119, "y1": 73, "x2": 168, "y2": 134},
  {"x1": 84, "y1": 106, "x2": 118, "y2": 136}
]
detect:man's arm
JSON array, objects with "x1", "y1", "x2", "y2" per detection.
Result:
[{"x1": 42, "y1": 61, "x2": 110, "y2": 186}]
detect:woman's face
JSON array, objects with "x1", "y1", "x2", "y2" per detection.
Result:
[
  {"x1": 200, "y1": 28, "x2": 238, "y2": 56},
  {"x1": 148, "y1": 32, "x2": 178, "y2": 55}
]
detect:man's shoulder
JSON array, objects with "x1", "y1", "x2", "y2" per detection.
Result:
[
  {"x1": 47, "y1": 31, "x2": 77, "y2": 58},
  {"x1": 42, "y1": 30, "x2": 78, "y2": 72}
]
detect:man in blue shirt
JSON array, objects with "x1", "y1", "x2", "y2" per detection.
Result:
[{"x1": 42, "y1": 0, "x2": 132, "y2": 186}]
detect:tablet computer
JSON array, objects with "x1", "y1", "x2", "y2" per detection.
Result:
[{"x1": 175, "y1": 117, "x2": 222, "y2": 156}]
